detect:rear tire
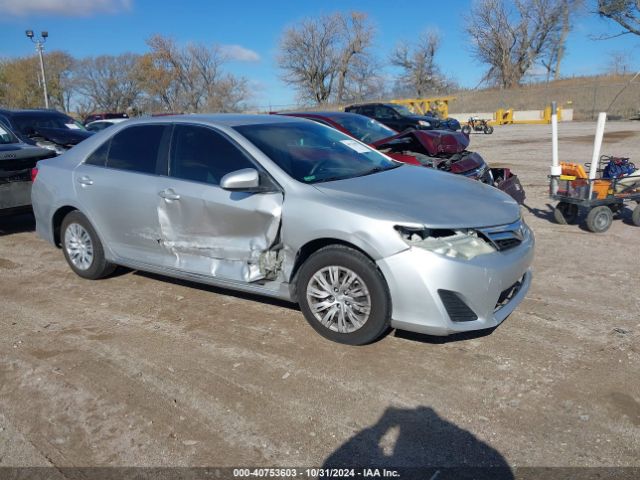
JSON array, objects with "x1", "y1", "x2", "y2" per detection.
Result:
[
  {"x1": 461, "y1": 125, "x2": 471, "y2": 135},
  {"x1": 484, "y1": 125, "x2": 494, "y2": 134},
  {"x1": 554, "y1": 202, "x2": 578, "y2": 225},
  {"x1": 585, "y1": 206, "x2": 613, "y2": 233},
  {"x1": 296, "y1": 245, "x2": 391, "y2": 345},
  {"x1": 632, "y1": 204, "x2": 640, "y2": 226},
  {"x1": 61, "y1": 211, "x2": 115, "y2": 279}
]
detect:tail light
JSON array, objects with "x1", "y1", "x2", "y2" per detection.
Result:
[{"x1": 31, "y1": 167, "x2": 39, "y2": 182}]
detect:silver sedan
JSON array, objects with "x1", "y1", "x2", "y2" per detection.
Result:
[{"x1": 32, "y1": 114, "x2": 534, "y2": 345}]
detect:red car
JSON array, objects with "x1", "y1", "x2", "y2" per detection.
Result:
[{"x1": 278, "y1": 111, "x2": 525, "y2": 203}]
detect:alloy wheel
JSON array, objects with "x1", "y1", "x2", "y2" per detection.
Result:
[{"x1": 306, "y1": 266, "x2": 371, "y2": 333}]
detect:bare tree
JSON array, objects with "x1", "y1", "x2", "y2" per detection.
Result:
[
  {"x1": 334, "y1": 12, "x2": 375, "y2": 102},
  {"x1": 390, "y1": 31, "x2": 444, "y2": 97},
  {"x1": 278, "y1": 11, "x2": 374, "y2": 104},
  {"x1": 465, "y1": 0, "x2": 568, "y2": 88},
  {"x1": 138, "y1": 35, "x2": 249, "y2": 112},
  {"x1": 541, "y1": 0, "x2": 581, "y2": 81},
  {"x1": 607, "y1": 50, "x2": 632, "y2": 74},
  {"x1": 598, "y1": 0, "x2": 640, "y2": 36},
  {"x1": 74, "y1": 54, "x2": 141, "y2": 112}
]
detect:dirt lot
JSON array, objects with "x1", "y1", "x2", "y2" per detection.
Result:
[{"x1": 0, "y1": 121, "x2": 639, "y2": 474}]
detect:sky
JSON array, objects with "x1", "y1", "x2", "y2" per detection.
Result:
[{"x1": 0, "y1": 0, "x2": 638, "y2": 109}]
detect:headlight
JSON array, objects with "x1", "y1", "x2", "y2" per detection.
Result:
[
  {"x1": 395, "y1": 225, "x2": 495, "y2": 260},
  {"x1": 36, "y1": 141, "x2": 66, "y2": 154},
  {"x1": 417, "y1": 120, "x2": 431, "y2": 128}
]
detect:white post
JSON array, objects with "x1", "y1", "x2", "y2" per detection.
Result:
[
  {"x1": 550, "y1": 102, "x2": 561, "y2": 194},
  {"x1": 588, "y1": 112, "x2": 607, "y2": 199}
]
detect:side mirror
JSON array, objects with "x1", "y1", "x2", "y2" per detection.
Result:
[{"x1": 220, "y1": 168, "x2": 260, "y2": 191}]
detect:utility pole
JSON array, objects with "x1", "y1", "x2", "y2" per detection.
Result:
[{"x1": 25, "y1": 30, "x2": 49, "y2": 109}]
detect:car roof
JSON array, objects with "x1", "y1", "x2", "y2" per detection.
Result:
[
  {"x1": 0, "y1": 108, "x2": 70, "y2": 116},
  {"x1": 87, "y1": 118, "x2": 128, "y2": 125},
  {"x1": 286, "y1": 111, "x2": 364, "y2": 120},
  {"x1": 124, "y1": 113, "x2": 304, "y2": 128}
]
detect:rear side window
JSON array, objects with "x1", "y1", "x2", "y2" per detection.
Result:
[
  {"x1": 169, "y1": 125, "x2": 255, "y2": 185},
  {"x1": 106, "y1": 125, "x2": 166, "y2": 174}
]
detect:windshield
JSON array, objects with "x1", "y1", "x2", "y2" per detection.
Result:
[
  {"x1": 0, "y1": 122, "x2": 19, "y2": 145},
  {"x1": 12, "y1": 113, "x2": 86, "y2": 136},
  {"x1": 390, "y1": 105, "x2": 413, "y2": 116},
  {"x1": 235, "y1": 121, "x2": 401, "y2": 184},
  {"x1": 331, "y1": 114, "x2": 397, "y2": 144}
]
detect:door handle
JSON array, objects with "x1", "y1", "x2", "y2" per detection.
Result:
[
  {"x1": 77, "y1": 176, "x2": 94, "y2": 186},
  {"x1": 159, "y1": 189, "x2": 181, "y2": 201}
]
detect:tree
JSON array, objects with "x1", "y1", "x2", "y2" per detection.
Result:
[
  {"x1": 278, "y1": 11, "x2": 374, "y2": 104},
  {"x1": 74, "y1": 54, "x2": 141, "y2": 112},
  {"x1": 465, "y1": 0, "x2": 568, "y2": 88},
  {"x1": 607, "y1": 50, "x2": 632, "y2": 74},
  {"x1": 598, "y1": 0, "x2": 640, "y2": 37},
  {"x1": 0, "y1": 51, "x2": 75, "y2": 110},
  {"x1": 541, "y1": 0, "x2": 581, "y2": 81},
  {"x1": 390, "y1": 31, "x2": 445, "y2": 97},
  {"x1": 138, "y1": 35, "x2": 249, "y2": 112}
]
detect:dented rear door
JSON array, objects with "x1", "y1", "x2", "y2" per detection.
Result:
[{"x1": 156, "y1": 124, "x2": 284, "y2": 283}]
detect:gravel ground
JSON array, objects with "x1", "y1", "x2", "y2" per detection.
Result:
[{"x1": 0, "y1": 121, "x2": 638, "y2": 474}]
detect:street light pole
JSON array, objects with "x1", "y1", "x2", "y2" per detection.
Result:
[{"x1": 25, "y1": 30, "x2": 49, "y2": 109}]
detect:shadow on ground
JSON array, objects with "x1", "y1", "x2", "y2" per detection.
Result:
[
  {"x1": 522, "y1": 202, "x2": 556, "y2": 222},
  {"x1": 0, "y1": 212, "x2": 35, "y2": 237},
  {"x1": 134, "y1": 270, "x2": 300, "y2": 311},
  {"x1": 323, "y1": 406, "x2": 513, "y2": 479}
]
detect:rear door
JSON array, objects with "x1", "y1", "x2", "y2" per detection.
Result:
[
  {"x1": 153, "y1": 124, "x2": 284, "y2": 282},
  {"x1": 73, "y1": 124, "x2": 171, "y2": 265}
]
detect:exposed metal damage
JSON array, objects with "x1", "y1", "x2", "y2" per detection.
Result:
[{"x1": 156, "y1": 192, "x2": 284, "y2": 283}]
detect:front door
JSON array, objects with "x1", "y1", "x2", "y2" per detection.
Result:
[{"x1": 154, "y1": 124, "x2": 284, "y2": 282}]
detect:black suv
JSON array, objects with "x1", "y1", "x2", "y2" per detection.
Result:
[
  {"x1": 0, "y1": 109, "x2": 93, "y2": 155},
  {"x1": 345, "y1": 103, "x2": 461, "y2": 132}
]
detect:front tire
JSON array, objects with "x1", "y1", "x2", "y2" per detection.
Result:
[
  {"x1": 61, "y1": 211, "x2": 115, "y2": 279},
  {"x1": 461, "y1": 125, "x2": 471, "y2": 135},
  {"x1": 484, "y1": 125, "x2": 494, "y2": 134},
  {"x1": 632, "y1": 204, "x2": 640, "y2": 226},
  {"x1": 585, "y1": 206, "x2": 613, "y2": 233},
  {"x1": 296, "y1": 245, "x2": 391, "y2": 345},
  {"x1": 554, "y1": 202, "x2": 579, "y2": 225}
]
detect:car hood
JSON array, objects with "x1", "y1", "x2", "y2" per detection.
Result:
[
  {"x1": 312, "y1": 165, "x2": 520, "y2": 229},
  {"x1": 33, "y1": 127, "x2": 93, "y2": 146},
  {"x1": 372, "y1": 129, "x2": 470, "y2": 155},
  {"x1": 407, "y1": 115, "x2": 459, "y2": 131}
]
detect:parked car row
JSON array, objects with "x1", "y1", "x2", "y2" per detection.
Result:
[
  {"x1": 278, "y1": 111, "x2": 525, "y2": 203},
  {"x1": 28, "y1": 112, "x2": 534, "y2": 345},
  {"x1": 0, "y1": 120, "x2": 56, "y2": 215}
]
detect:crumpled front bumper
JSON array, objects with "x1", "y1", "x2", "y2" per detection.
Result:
[{"x1": 377, "y1": 229, "x2": 534, "y2": 336}]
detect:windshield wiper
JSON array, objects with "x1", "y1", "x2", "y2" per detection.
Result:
[{"x1": 356, "y1": 164, "x2": 402, "y2": 178}]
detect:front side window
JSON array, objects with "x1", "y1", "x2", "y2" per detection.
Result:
[
  {"x1": 169, "y1": 125, "x2": 256, "y2": 185},
  {"x1": 390, "y1": 105, "x2": 413, "y2": 116},
  {"x1": 234, "y1": 121, "x2": 401, "y2": 184},
  {"x1": 106, "y1": 125, "x2": 167, "y2": 174},
  {"x1": 0, "y1": 121, "x2": 18, "y2": 144},
  {"x1": 374, "y1": 106, "x2": 397, "y2": 119}
]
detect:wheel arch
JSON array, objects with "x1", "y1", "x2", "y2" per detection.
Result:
[
  {"x1": 288, "y1": 237, "x2": 381, "y2": 302},
  {"x1": 52, "y1": 205, "x2": 79, "y2": 247}
]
